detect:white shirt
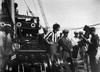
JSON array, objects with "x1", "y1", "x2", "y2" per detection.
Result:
[
  {"x1": 0, "y1": 31, "x2": 5, "y2": 46},
  {"x1": 71, "y1": 37, "x2": 79, "y2": 46}
]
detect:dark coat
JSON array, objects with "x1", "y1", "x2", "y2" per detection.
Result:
[
  {"x1": 58, "y1": 37, "x2": 73, "y2": 52},
  {"x1": 88, "y1": 34, "x2": 99, "y2": 53}
]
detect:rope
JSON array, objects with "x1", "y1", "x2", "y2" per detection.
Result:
[
  {"x1": 32, "y1": 0, "x2": 38, "y2": 16},
  {"x1": 23, "y1": 0, "x2": 35, "y2": 16},
  {"x1": 37, "y1": 0, "x2": 49, "y2": 29},
  {"x1": 69, "y1": 23, "x2": 100, "y2": 30}
]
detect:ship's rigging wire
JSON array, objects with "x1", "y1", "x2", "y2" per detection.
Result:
[
  {"x1": 69, "y1": 23, "x2": 100, "y2": 30},
  {"x1": 23, "y1": 0, "x2": 44, "y2": 29},
  {"x1": 32, "y1": 0, "x2": 44, "y2": 28},
  {"x1": 37, "y1": 0, "x2": 49, "y2": 29},
  {"x1": 32, "y1": 0, "x2": 38, "y2": 16},
  {"x1": 23, "y1": 0, "x2": 35, "y2": 16}
]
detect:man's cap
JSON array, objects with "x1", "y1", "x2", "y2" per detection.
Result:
[
  {"x1": 90, "y1": 27, "x2": 96, "y2": 32},
  {"x1": 83, "y1": 25, "x2": 90, "y2": 31},
  {"x1": 63, "y1": 29, "x2": 69, "y2": 34},
  {"x1": 79, "y1": 31, "x2": 83, "y2": 34},
  {"x1": 74, "y1": 31, "x2": 78, "y2": 34},
  {"x1": 43, "y1": 28, "x2": 48, "y2": 31}
]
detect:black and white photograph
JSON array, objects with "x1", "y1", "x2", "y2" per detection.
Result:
[{"x1": 0, "y1": 0, "x2": 100, "y2": 72}]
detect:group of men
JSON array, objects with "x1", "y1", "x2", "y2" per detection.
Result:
[
  {"x1": 42, "y1": 23, "x2": 74, "y2": 72},
  {"x1": 0, "y1": 23, "x2": 99, "y2": 72},
  {"x1": 42, "y1": 24, "x2": 99, "y2": 72}
]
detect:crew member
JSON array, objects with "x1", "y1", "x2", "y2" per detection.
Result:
[
  {"x1": 72, "y1": 31, "x2": 79, "y2": 58},
  {"x1": 87, "y1": 27, "x2": 99, "y2": 72},
  {"x1": 58, "y1": 29, "x2": 72, "y2": 72},
  {"x1": 44, "y1": 23, "x2": 60, "y2": 60}
]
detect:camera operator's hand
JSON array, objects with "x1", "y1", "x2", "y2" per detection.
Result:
[
  {"x1": 83, "y1": 36, "x2": 91, "y2": 44},
  {"x1": 85, "y1": 39, "x2": 91, "y2": 44},
  {"x1": 70, "y1": 48, "x2": 73, "y2": 51}
]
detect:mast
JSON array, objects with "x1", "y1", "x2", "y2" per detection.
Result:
[
  {"x1": 11, "y1": 0, "x2": 16, "y2": 38},
  {"x1": 37, "y1": 0, "x2": 49, "y2": 30},
  {"x1": 11, "y1": 0, "x2": 15, "y2": 24}
]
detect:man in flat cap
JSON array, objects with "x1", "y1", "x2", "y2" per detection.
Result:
[
  {"x1": 71, "y1": 31, "x2": 79, "y2": 58},
  {"x1": 58, "y1": 29, "x2": 72, "y2": 52},
  {"x1": 58, "y1": 29, "x2": 73, "y2": 72}
]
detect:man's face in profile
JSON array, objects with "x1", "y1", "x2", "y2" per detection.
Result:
[
  {"x1": 64, "y1": 33, "x2": 68, "y2": 37},
  {"x1": 54, "y1": 27, "x2": 60, "y2": 33}
]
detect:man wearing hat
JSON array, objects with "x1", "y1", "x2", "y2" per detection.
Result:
[
  {"x1": 86, "y1": 27, "x2": 99, "y2": 72},
  {"x1": 71, "y1": 31, "x2": 79, "y2": 46},
  {"x1": 44, "y1": 23, "x2": 60, "y2": 61},
  {"x1": 58, "y1": 29, "x2": 72, "y2": 52},
  {"x1": 71, "y1": 31, "x2": 79, "y2": 58},
  {"x1": 58, "y1": 29, "x2": 73, "y2": 72},
  {"x1": 78, "y1": 31, "x2": 84, "y2": 39}
]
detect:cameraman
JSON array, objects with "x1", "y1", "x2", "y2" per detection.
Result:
[{"x1": 86, "y1": 27, "x2": 99, "y2": 72}]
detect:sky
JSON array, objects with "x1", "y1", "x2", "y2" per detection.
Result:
[
  {"x1": 0, "y1": 0, "x2": 100, "y2": 28},
  {"x1": 14, "y1": 0, "x2": 100, "y2": 37},
  {"x1": 14, "y1": 0, "x2": 100, "y2": 28},
  {"x1": 0, "y1": 0, "x2": 100, "y2": 36}
]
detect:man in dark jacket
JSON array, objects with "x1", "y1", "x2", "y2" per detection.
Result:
[
  {"x1": 58, "y1": 30, "x2": 72, "y2": 52},
  {"x1": 87, "y1": 27, "x2": 99, "y2": 72},
  {"x1": 58, "y1": 29, "x2": 73, "y2": 72}
]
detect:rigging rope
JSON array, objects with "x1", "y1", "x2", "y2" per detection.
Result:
[
  {"x1": 31, "y1": 0, "x2": 44, "y2": 29},
  {"x1": 23, "y1": 0, "x2": 35, "y2": 16},
  {"x1": 69, "y1": 23, "x2": 100, "y2": 30},
  {"x1": 32, "y1": 0, "x2": 38, "y2": 16},
  {"x1": 37, "y1": 0, "x2": 49, "y2": 29}
]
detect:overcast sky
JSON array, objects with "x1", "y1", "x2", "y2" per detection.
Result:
[
  {"x1": 0, "y1": 0, "x2": 100, "y2": 35},
  {"x1": 15, "y1": 0, "x2": 100, "y2": 29},
  {"x1": 0, "y1": 0, "x2": 100, "y2": 28}
]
